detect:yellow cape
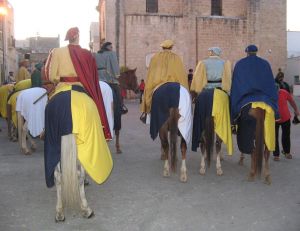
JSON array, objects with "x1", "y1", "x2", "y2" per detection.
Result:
[
  {"x1": 53, "y1": 84, "x2": 113, "y2": 184},
  {"x1": 141, "y1": 50, "x2": 188, "y2": 113},
  {"x1": 212, "y1": 89, "x2": 233, "y2": 155},
  {"x1": 0, "y1": 84, "x2": 14, "y2": 118}
]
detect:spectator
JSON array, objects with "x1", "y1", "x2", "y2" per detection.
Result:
[{"x1": 139, "y1": 79, "x2": 145, "y2": 103}]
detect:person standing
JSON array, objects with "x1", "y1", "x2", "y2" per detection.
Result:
[
  {"x1": 273, "y1": 87, "x2": 300, "y2": 161},
  {"x1": 188, "y1": 69, "x2": 193, "y2": 89},
  {"x1": 16, "y1": 59, "x2": 30, "y2": 83},
  {"x1": 94, "y1": 42, "x2": 125, "y2": 132},
  {"x1": 275, "y1": 68, "x2": 290, "y2": 93},
  {"x1": 31, "y1": 62, "x2": 43, "y2": 88},
  {"x1": 7, "y1": 71, "x2": 15, "y2": 83},
  {"x1": 138, "y1": 79, "x2": 145, "y2": 104}
]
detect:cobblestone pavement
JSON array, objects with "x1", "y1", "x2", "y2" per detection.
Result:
[{"x1": 0, "y1": 100, "x2": 299, "y2": 231}]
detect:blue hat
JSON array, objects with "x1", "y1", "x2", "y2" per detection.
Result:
[{"x1": 245, "y1": 45, "x2": 258, "y2": 53}]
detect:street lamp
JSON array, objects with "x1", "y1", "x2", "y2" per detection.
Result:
[{"x1": 0, "y1": 2, "x2": 7, "y2": 84}]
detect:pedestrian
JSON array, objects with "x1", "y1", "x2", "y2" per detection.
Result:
[
  {"x1": 94, "y1": 42, "x2": 127, "y2": 134},
  {"x1": 273, "y1": 86, "x2": 300, "y2": 161},
  {"x1": 275, "y1": 68, "x2": 290, "y2": 93},
  {"x1": 7, "y1": 71, "x2": 15, "y2": 83},
  {"x1": 16, "y1": 59, "x2": 30, "y2": 83},
  {"x1": 139, "y1": 79, "x2": 145, "y2": 104},
  {"x1": 31, "y1": 62, "x2": 43, "y2": 87}
]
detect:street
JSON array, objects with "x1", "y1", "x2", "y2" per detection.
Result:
[{"x1": 0, "y1": 100, "x2": 300, "y2": 231}]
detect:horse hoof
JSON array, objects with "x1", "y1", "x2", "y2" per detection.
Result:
[
  {"x1": 163, "y1": 169, "x2": 170, "y2": 177},
  {"x1": 81, "y1": 208, "x2": 94, "y2": 219},
  {"x1": 22, "y1": 149, "x2": 31, "y2": 155},
  {"x1": 199, "y1": 168, "x2": 206, "y2": 175},
  {"x1": 116, "y1": 149, "x2": 122, "y2": 154},
  {"x1": 238, "y1": 160, "x2": 244, "y2": 166},
  {"x1": 84, "y1": 179, "x2": 90, "y2": 186},
  {"x1": 55, "y1": 213, "x2": 65, "y2": 223},
  {"x1": 217, "y1": 169, "x2": 223, "y2": 176},
  {"x1": 264, "y1": 175, "x2": 272, "y2": 185},
  {"x1": 180, "y1": 173, "x2": 187, "y2": 183},
  {"x1": 31, "y1": 145, "x2": 37, "y2": 152}
]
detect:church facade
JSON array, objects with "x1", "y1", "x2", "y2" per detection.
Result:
[{"x1": 97, "y1": 0, "x2": 286, "y2": 80}]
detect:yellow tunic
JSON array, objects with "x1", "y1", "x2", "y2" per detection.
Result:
[
  {"x1": 16, "y1": 66, "x2": 30, "y2": 83},
  {"x1": 47, "y1": 46, "x2": 113, "y2": 184},
  {"x1": 0, "y1": 84, "x2": 14, "y2": 118},
  {"x1": 141, "y1": 50, "x2": 189, "y2": 113},
  {"x1": 212, "y1": 89, "x2": 233, "y2": 155},
  {"x1": 190, "y1": 60, "x2": 232, "y2": 94}
]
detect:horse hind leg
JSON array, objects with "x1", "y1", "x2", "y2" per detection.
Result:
[
  {"x1": 54, "y1": 164, "x2": 65, "y2": 222},
  {"x1": 78, "y1": 165, "x2": 94, "y2": 218},
  {"x1": 238, "y1": 153, "x2": 245, "y2": 166},
  {"x1": 115, "y1": 130, "x2": 122, "y2": 154},
  {"x1": 27, "y1": 132, "x2": 37, "y2": 152},
  {"x1": 215, "y1": 136, "x2": 223, "y2": 176},
  {"x1": 17, "y1": 112, "x2": 30, "y2": 155},
  {"x1": 180, "y1": 137, "x2": 187, "y2": 183},
  {"x1": 199, "y1": 140, "x2": 206, "y2": 175},
  {"x1": 263, "y1": 148, "x2": 271, "y2": 185},
  {"x1": 159, "y1": 123, "x2": 170, "y2": 177}
]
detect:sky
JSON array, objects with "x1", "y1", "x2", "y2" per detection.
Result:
[
  {"x1": 9, "y1": 0, "x2": 99, "y2": 48},
  {"x1": 7, "y1": 0, "x2": 300, "y2": 49}
]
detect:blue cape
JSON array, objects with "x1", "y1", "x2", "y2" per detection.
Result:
[{"x1": 230, "y1": 55, "x2": 278, "y2": 121}]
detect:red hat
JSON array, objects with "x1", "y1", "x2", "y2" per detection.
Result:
[{"x1": 65, "y1": 27, "x2": 79, "y2": 41}]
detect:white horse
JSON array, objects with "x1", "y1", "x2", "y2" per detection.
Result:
[{"x1": 16, "y1": 87, "x2": 47, "y2": 154}]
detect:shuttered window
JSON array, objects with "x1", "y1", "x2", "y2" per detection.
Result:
[
  {"x1": 146, "y1": 0, "x2": 158, "y2": 13},
  {"x1": 211, "y1": 0, "x2": 222, "y2": 16}
]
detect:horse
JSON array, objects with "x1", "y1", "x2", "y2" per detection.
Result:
[
  {"x1": 150, "y1": 82, "x2": 192, "y2": 182},
  {"x1": 111, "y1": 68, "x2": 138, "y2": 153},
  {"x1": 236, "y1": 105, "x2": 272, "y2": 185},
  {"x1": 192, "y1": 88, "x2": 233, "y2": 176},
  {"x1": 15, "y1": 87, "x2": 47, "y2": 155}
]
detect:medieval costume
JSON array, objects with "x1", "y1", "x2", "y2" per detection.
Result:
[
  {"x1": 16, "y1": 60, "x2": 30, "y2": 83},
  {"x1": 230, "y1": 45, "x2": 278, "y2": 153},
  {"x1": 142, "y1": 40, "x2": 192, "y2": 143},
  {"x1": 0, "y1": 84, "x2": 14, "y2": 118},
  {"x1": 190, "y1": 47, "x2": 231, "y2": 94},
  {"x1": 191, "y1": 47, "x2": 233, "y2": 154},
  {"x1": 94, "y1": 42, "x2": 124, "y2": 131},
  {"x1": 44, "y1": 27, "x2": 112, "y2": 188}
]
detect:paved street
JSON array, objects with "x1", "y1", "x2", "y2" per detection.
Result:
[{"x1": 0, "y1": 100, "x2": 300, "y2": 231}]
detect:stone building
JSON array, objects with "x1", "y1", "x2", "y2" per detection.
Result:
[
  {"x1": 98, "y1": 0, "x2": 286, "y2": 80},
  {"x1": 0, "y1": 0, "x2": 17, "y2": 83}
]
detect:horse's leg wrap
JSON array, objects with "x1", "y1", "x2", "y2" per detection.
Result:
[
  {"x1": 215, "y1": 136, "x2": 223, "y2": 176},
  {"x1": 54, "y1": 164, "x2": 65, "y2": 222},
  {"x1": 78, "y1": 165, "x2": 94, "y2": 218},
  {"x1": 163, "y1": 160, "x2": 170, "y2": 177},
  {"x1": 239, "y1": 153, "x2": 245, "y2": 166},
  {"x1": 18, "y1": 113, "x2": 30, "y2": 155}
]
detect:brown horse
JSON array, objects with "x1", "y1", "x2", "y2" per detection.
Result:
[
  {"x1": 238, "y1": 107, "x2": 271, "y2": 185},
  {"x1": 112, "y1": 68, "x2": 138, "y2": 153},
  {"x1": 160, "y1": 109, "x2": 188, "y2": 182}
]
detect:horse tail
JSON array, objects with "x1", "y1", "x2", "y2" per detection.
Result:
[
  {"x1": 254, "y1": 109, "x2": 265, "y2": 178},
  {"x1": 169, "y1": 108, "x2": 179, "y2": 172},
  {"x1": 205, "y1": 117, "x2": 215, "y2": 168},
  {"x1": 61, "y1": 134, "x2": 80, "y2": 209}
]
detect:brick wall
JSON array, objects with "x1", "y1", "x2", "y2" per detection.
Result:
[{"x1": 100, "y1": 0, "x2": 287, "y2": 80}]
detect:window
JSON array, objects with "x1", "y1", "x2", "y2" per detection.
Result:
[
  {"x1": 211, "y1": 0, "x2": 222, "y2": 16},
  {"x1": 146, "y1": 0, "x2": 158, "y2": 13},
  {"x1": 294, "y1": 76, "x2": 300, "y2": 84}
]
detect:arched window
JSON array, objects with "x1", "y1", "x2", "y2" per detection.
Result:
[
  {"x1": 211, "y1": 0, "x2": 222, "y2": 16},
  {"x1": 146, "y1": 0, "x2": 158, "y2": 13}
]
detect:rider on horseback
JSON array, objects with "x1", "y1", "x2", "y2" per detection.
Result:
[{"x1": 140, "y1": 40, "x2": 189, "y2": 122}]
